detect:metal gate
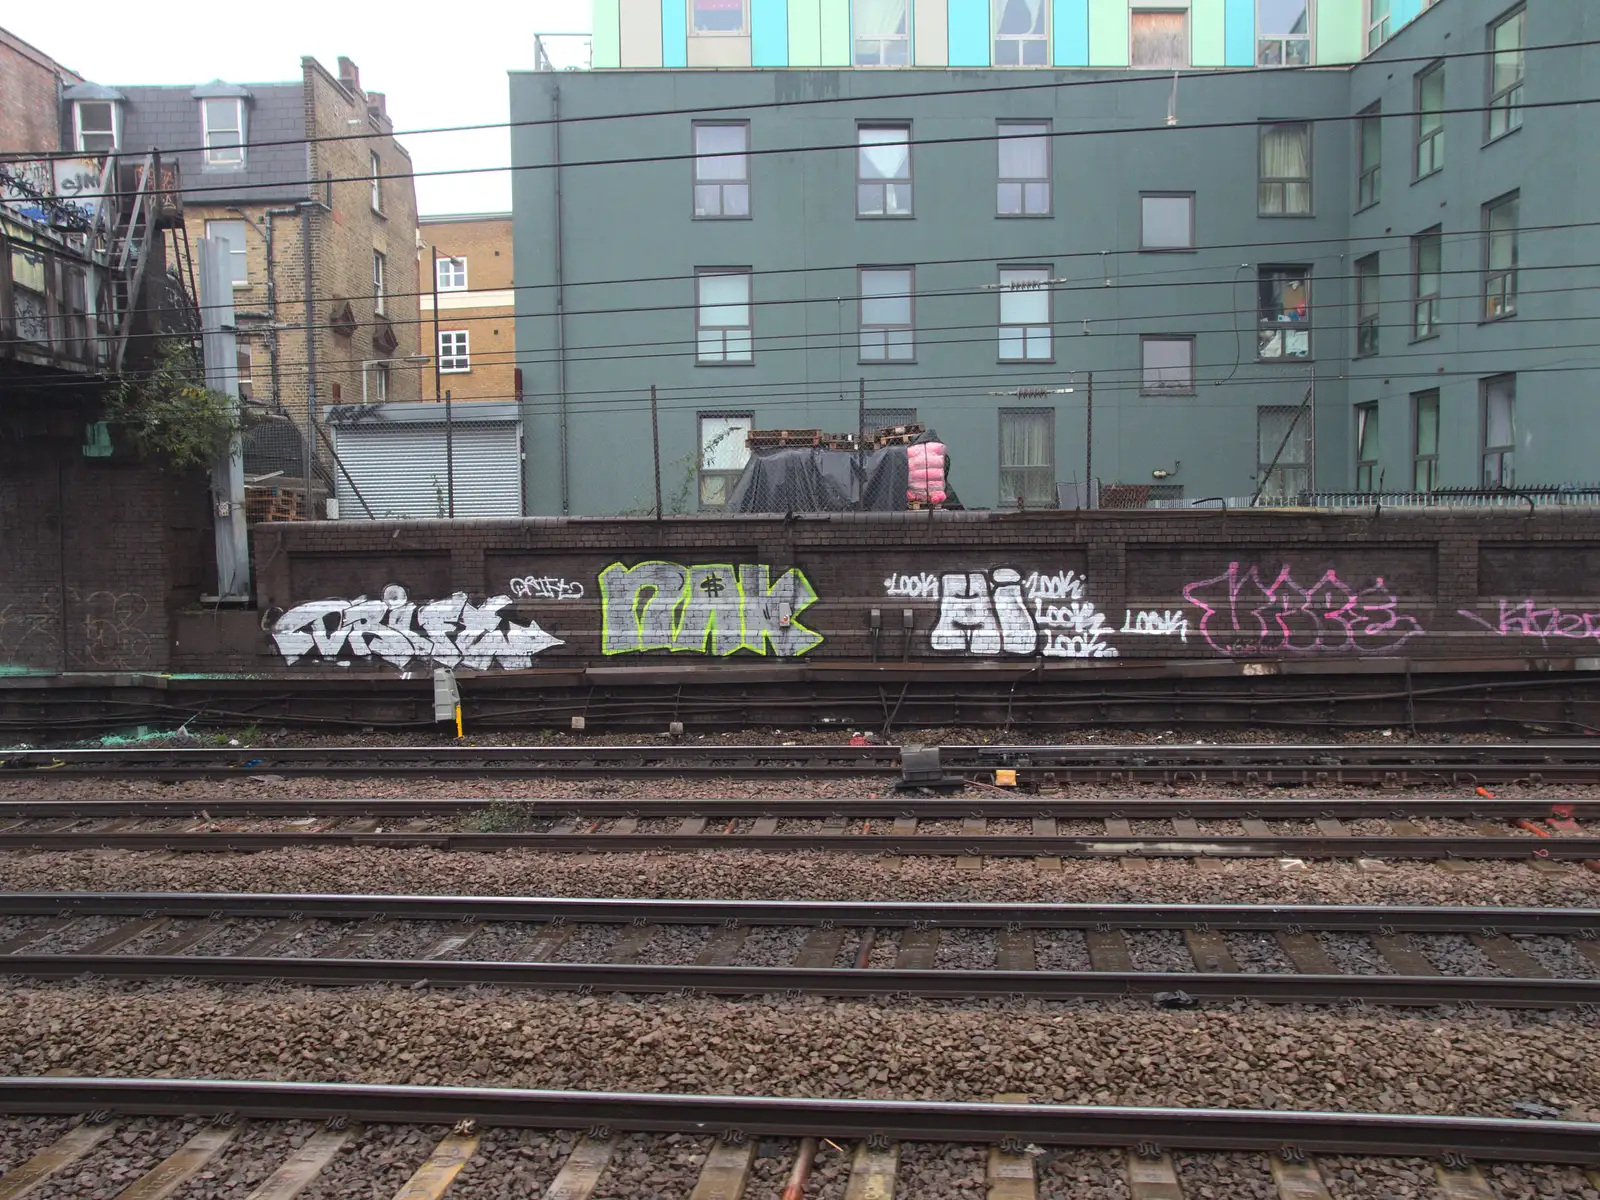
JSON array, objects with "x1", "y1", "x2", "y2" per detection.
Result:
[{"x1": 331, "y1": 416, "x2": 523, "y2": 519}]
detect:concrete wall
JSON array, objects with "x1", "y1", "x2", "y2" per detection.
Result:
[{"x1": 206, "y1": 510, "x2": 1600, "y2": 675}]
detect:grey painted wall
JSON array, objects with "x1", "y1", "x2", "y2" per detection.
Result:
[{"x1": 510, "y1": 1, "x2": 1596, "y2": 515}]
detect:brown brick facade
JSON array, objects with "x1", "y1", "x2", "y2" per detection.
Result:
[
  {"x1": 0, "y1": 29, "x2": 77, "y2": 155},
  {"x1": 417, "y1": 215, "x2": 516, "y2": 406}
]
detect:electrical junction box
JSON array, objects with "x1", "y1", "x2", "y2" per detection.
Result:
[{"x1": 432, "y1": 667, "x2": 460, "y2": 723}]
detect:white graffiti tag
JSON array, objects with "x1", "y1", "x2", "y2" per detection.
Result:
[
  {"x1": 893, "y1": 567, "x2": 1119, "y2": 659},
  {"x1": 1121, "y1": 609, "x2": 1190, "y2": 642},
  {"x1": 272, "y1": 584, "x2": 563, "y2": 670},
  {"x1": 508, "y1": 575, "x2": 586, "y2": 601},
  {"x1": 883, "y1": 572, "x2": 939, "y2": 599}
]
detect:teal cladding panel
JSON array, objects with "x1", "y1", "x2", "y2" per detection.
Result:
[
  {"x1": 1223, "y1": 0, "x2": 1252, "y2": 65},
  {"x1": 1192, "y1": 0, "x2": 1225, "y2": 65},
  {"x1": 662, "y1": 0, "x2": 688, "y2": 65},
  {"x1": 1053, "y1": 0, "x2": 1089, "y2": 65},
  {"x1": 947, "y1": 0, "x2": 990, "y2": 66},
  {"x1": 1087, "y1": 0, "x2": 1127, "y2": 66},
  {"x1": 752, "y1": 0, "x2": 788, "y2": 63},
  {"x1": 788, "y1": 0, "x2": 822, "y2": 64},
  {"x1": 819, "y1": 0, "x2": 851, "y2": 64},
  {"x1": 593, "y1": 0, "x2": 622, "y2": 67}
]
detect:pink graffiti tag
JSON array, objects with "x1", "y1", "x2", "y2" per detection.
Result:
[
  {"x1": 1182, "y1": 563, "x2": 1424, "y2": 656},
  {"x1": 1460, "y1": 601, "x2": 1600, "y2": 645}
]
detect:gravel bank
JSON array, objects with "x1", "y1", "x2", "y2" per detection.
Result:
[
  {"x1": 170, "y1": 1119, "x2": 322, "y2": 1200},
  {"x1": 0, "y1": 1116, "x2": 76, "y2": 1174}
]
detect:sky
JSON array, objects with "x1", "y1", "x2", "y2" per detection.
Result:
[{"x1": 7, "y1": 0, "x2": 593, "y2": 214}]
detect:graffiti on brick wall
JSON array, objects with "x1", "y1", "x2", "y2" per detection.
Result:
[
  {"x1": 1120, "y1": 609, "x2": 1190, "y2": 642},
  {"x1": 272, "y1": 584, "x2": 562, "y2": 670},
  {"x1": 71, "y1": 590, "x2": 152, "y2": 668},
  {"x1": 1182, "y1": 563, "x2": 1423, "y2": 656},
  {"x1": 889, "y1": 569, "x2": 1118, "y2": 658},
  {"x1": 0, "y1": 590, "x2": 63, "y2": 673},
  {"x1": 508, "y1": 575, "x2": 586, "y2": 601},
  {"x1": 599, "y1": 561, "x2": 823, "y2": 657},
  {"x1": 1460, "y1": 601, "x2": 1600, "y2": 645}
]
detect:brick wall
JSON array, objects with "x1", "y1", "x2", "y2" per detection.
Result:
[
  {"x1": 206, "y1": 510, "x2": 1600, "y2": 674},
  {"x1": 417, "y1": 216, "x2": 516, "y2": 405},
  {"x1": 0, "y1": 30, "x2": 76, "y2": 154}
]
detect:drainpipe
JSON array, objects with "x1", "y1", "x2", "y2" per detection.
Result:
[
  {"x1": 552, "y1": 81, "x2": 570, "y2": 515},
  {"x1": 301, "y1": 203, "x2": 318, "y2": 499},
  {"x1": 232, "y1": 204, "x2": 298, "y2": 413}
]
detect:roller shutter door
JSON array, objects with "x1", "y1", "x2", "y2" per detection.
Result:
[{"x1": 332, "y1": 420, "x2": 522, "y2": 519}]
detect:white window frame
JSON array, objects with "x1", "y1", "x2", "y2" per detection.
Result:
[
  {"x1": 201, "y1": 98, "x2": 245, "y2": 167},
  {"x1": 997, "y1": 266, "x2": 1052, "y2": 361},
  {"x1": 373, "y1": 250, "x2": 387, "y2": 316},
  {"x1": 854, "y1": 0, "x2": 911, "y2": 65},
  {"x1": 370, "y1": 151, "x2": 383, "y2": 214},
  {"x1": 1257, "y1": 0, "x2": 1313, "y2": 66},
  {"x1": 992, "y1": 0, "x2": 1049, "y2": 66},
  {"x1": 205, "y1": 219, "x2": 250, "y2": 289},
  {"x1": 436, "y1": 257, "x2": 468, "y2": 292},
  {"x1": 688, "y1": 0, "x2": 749, "y2": 36},
  {"x1": 373, "y1": 362, "x2": 390, "y2": 403},
  {"x1": 73, "y1": 101, "x2": 119, "y2": 153},
  {"x1": 439, "y1": 329, "x2": 470, "y2": 373},
  {"x1": 695, "y1": 269, "x2": 753, "y2": 365}
]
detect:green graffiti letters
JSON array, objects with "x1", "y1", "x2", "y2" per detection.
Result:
[{"x1": 598, "y1": 561, "x2": 823, "y2": 657}]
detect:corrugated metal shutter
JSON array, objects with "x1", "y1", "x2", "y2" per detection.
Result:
[{"x1": 333, "y1": 421, "x2": 522, "y2": 519}]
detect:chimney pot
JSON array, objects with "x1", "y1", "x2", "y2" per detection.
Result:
[{"x1": 337, "y1": 56, "x2": 360, "y2": 94}]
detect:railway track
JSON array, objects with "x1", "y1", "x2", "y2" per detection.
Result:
[
  {"x1": 4, "y1": 741, "x2": 1600, "y2": 783},
  {"x1": 2, "y1": 893, "x2": 1597, "y2": 1007},
  {"x1": 2, "y1": 1076, "x2": 1598, "y2": 1200}
]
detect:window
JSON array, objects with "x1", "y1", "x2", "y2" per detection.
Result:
[
  {"x1": 236, "y1": 346, "x2": 254, "y2": 403},
  {"x1": 699, "y1": 413, "x2": 753, "y2": 508},
  {"x1": 1257, "y1": 406, "x2": 1311, "y2": 501},
  {"x1": 999, "y1": 408, "x2": 1055, "y2": 507},
  {"x1": 1140, "y1": 192, "x2": 1194, "y2": 250},
  {"x1": 997, "y1": 123, "x2": 1050, "y2": 216},
  {"x1": 998, "y1": 266, "x2": 1051, "y2": 361},
  {"x1": 372, "y1": 250, "x2": 387, "y2": 315},
  {"x1": 855, "y1": 0, "x2": 909, "y2": 65},
  {"x1": 1412, "y1": 228, "x2": 1441, "y2": 339},
  {"x1": 993, "y1": 0, "x2": 1047, "y2": 65},
  {"x1": 1131, "y1": 9, "x2": 1189, "y2": 68},
  {"x1": 1141, "y1": 336, "x2": 1195, "y2": 395},
  {"x1": 1483, "y1": 192, "x2": 1519, "y2": 321},
  {"x1": 696, "y1": 270, "x2": 752, "y2": 363},
  {"x1": 1367, "y1": 0, "x2": 1391, "y2": 53},
  {"x1": 691, "y1": 0, "x2": 747, "y2": 34},
  {"x1": 73, "y1": 101, "x2": 117, "y2": 153},
  {"x1": 373, "y1": 362, "x2": 390, "y2": 403},
  {"x1": 693, "y1": 124, "x2": 750, "y2": 218},
  {"x1": 1415, "y1": 64, "x2": 1444, "y2": 178},
  {"x1": 1259, "y1": 122, "x2": 1311, "y2": 215},
  {"x1": 1356, "y1": 104, "x2": 1381, "y2": 209},
  {"x1": 1257, "y1": 267, "x2": 1311, "y2": 360},
  {"x1": 201, "y1": 98, "x2": 244, "y2": 166},
  {"x1": 1412, "y1": 390, "x2": 1440, "y2": 491},
  {"x1": 439, "y1": 330, "x2": 470, "y2": 373},
  {"x1": 1355, "y1": 254, "x2": 1380, "y2": 357},
  {"x1": 858, "y1": 125, "x2": 912, "y2": 217},
  {"x1": 1487, "y1": 7, "x2": 1525, "y2": 140},
  {"x1": 859, "y1": 268, "x2": 914, "y2": 361},
  {"x1": 1258, "y1": 0, "x2": 1311, "y2": 65},
  {"x1": 436, "y1": 257, "x2": 468, "y2": 291},
  {"x1": 1482, "y1": 375, "x2": 1515, "y2": 487},
  {"x1": 205, "y1": 219, "x2": 249, "y2": 287},
  {"x1": 1355, "y1": 403, "x2": 1380, "y2": 491},
  {"x1": 370, "y1": 151, "x2": 383, "y2": 213}
]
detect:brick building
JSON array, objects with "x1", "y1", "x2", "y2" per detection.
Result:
[
  {"x1": 417, "y1": 213, "x2": 518, "y2": 406},
  {"x1": 0, "y1": 27, "x2": 80, "y2": 156}
]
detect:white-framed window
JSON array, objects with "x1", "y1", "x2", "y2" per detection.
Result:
[
  {"x1": 858, "y1": 125, "x2": 912, "y2": 217},
  {"x1": 997, "y1": 122, "x2": 1050, "y2": 216},
  {"x1": 373, "y1": 362, "x2": 390, "y2": 402},
  {"x1": 859, "y1": 267, "x2": 914, "y2": 362},
  {"x1": 1141, "y1": 336, "x2": 1195, "y2": 394},
  {"x1": 201, "y1": 98, "x2": 245, "y2": 166},
  {"x1": 855, "y1": 0, "x2": 910, "y2": 65},
  {"x1": 205, "y1": 219, "x2": 250, "y2": 287},
  {"x1": 373, "y1": 250, "x2": 387, "y2": 315},
  {"x1": 436, "y1": 257, "x2": 468, "y2": 291},
  {"x1": 699, "y1": 412, "x2": 753, "y2": 508},
  {"x1": 1367, "y1": 0, "x2": 1391, "y2": 53},
  {"x1": 997, "y1": 266, "x2": 1051, "y2": 361},
  {"x1": 1257, "y1": 266, "x2": 1311, "y2": 360},
  {"x1": 237, "y1": 345, "x2": 255, "y2": 403},
  {"x1": 993, "y1": 0, "x2": 1047, "y2": 65},
  {"x1": 1131, "y1": 8, "x2": 1189, "y2": 68},
  {"x1": 693, "y1": 123, "x2": 750, "y2": 218},
  {"x1": 370, "y1": 151, "x2": 383, "y2": 213},
  {"x1": 1259, "y1": 121, "x2": 1312, "y2": 216},
  {"x1": 998, "y1": 408, "x2": 1055, "y2": 508},
  {"x1": 1258, "y1": 0, "x2": 1311, "y2": 65},
  {"x1": 1487, "y1": 6, "x2": 1525, "y2": 141},
  {"x1": 439, "y1": 330, "x2": 470, "y2": 372},
  {"x1": 691, "y1": 0, "x2": 747, "y2": 35},
  {"x1": 696, "y1": 269, "x2": 753, "y2": 364},
  {"x1": 73, "y1": 101, "x2": 118, "y2": 153}
]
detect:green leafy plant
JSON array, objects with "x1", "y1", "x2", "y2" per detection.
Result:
[
  {"x1": 104, "y1": 337, "x2": 248, "y2": 470},
  {"x1": 464, "y1": 800, "x2": 537, "y2": 833}
]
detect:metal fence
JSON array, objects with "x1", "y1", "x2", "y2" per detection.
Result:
[{"x1": 1141, "y1": 485, "x2": 1600, "y2": 511}]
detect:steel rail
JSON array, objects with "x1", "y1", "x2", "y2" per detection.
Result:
[
  {"x1": 3, "y1": 892, "x2": 1593, "y2": 933},
  {"x1": 2, "y1": 829, "x2": 1595, "y2": 858},
  {"x1": 2, "y1": 954, "x2": 1593, "y2": 1007},
  {"x1": 3, "y1": 1078, "x2": 1596, "y2": 1162}
]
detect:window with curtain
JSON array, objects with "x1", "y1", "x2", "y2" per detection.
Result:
[
  {"x1": 854, "y1": 0, "x2": 909, "y2": 65},
  {"x1": 1412, "y1": 390, "x2": 1440, "y2": 491},
  {"x1": 1482, "y1": 375, "x2": 1515, "y2": 487},
  {"x1": 696, "y1": 270, "x2": 753, "y2": 363},
  {"x1": 1412, "y1": 229, "x2": 1441, "y2": 339},
  {"x1": 1258, "y1": 122, "x2": 1311, "y2": 215},
  {"x1": 1357, "y1": 104, "x2": 1381, "y2": 209},
  {"x1": 1367, "y1": 0, "x2": 1391, "y2": 53},
  {"x1": 1416, "y1": 64, "x2": 1444, "y2": 178},
  {"x1": 202, "y1": 98, "x2": 244, "y2": 166},
  {"x1": 993, "y1": 0, "x2": 1047, "y2": 65},
  {"x1": 205, "y1": 219, "x2": 249, "y2": 286},
  {"x1": 1258, "y1": 266, "x2": 1311, "y2": 360},
  {"x1": 1141, "y1": 337, "x2": 1195, "y2": 394},
  {"x1": 698, "y1": 413, "x2": 753, "y2": 507},
  {"x1": 1488, "y1": 7, "x2": 1525, "y2": 140},
  {"x1": 1483, "y1": 192, "x2": 1518, "y2": 320},
  {"x1": 1257, "y1": 0, "x2": 1311, "y2": 65},
  {"x1": 998, "y1": 267, "x2": 1051, "y2": 360},
  {"x1": 1355, "y1": 403, "x2": 1380, "y2": 491},
  {"x1": 1131, "y1": 9, "x2": 1188, "y2": 67},
  {"x1": 694, "y1": 124, "x2": 750, "y2": 217},
  {"x1": 858, "y1": 126, "x2": 912, "y2": 216},
  {"x1": 1355, "y1": 254, "x2": 1380, "y2": 358},
  {"x1": 1140, "y1": 193, "x2": 1194, "y2": 250},
  {"x1": 859, "y1": 267, "x2": 914, "y2": 361},
  {"x1": 999, "y1": 408, "x2": 1054, "y2": 507},
  {"x1": 1256, "y1": 406, "x2": 1311, "y2": 501},
  {"x1": 73, "y1": 101, "x2": 117, "y2": 152},
  {"x1": 692, "y1": 0, "x2": 746, "y2": 34},
  {"x1": 997, "y1": 123, "x2": 1050, "y2": 215}
]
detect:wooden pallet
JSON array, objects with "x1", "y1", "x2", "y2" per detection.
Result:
[
  {"x1": 245, "y1": 486, "x2": 307, "y2": 523},
  {"x1": 872, "y1": 423, "x2": 926, "y2": 447},
  {"x1": 747, "y1": 428, "x2": 823, "y2": 449}
]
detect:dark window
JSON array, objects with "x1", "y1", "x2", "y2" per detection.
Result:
[
  {"x1": 859, "y1": 267, "x2": 915, "y2": 361},
  {"x1": 693, "y1": 123, "x2": 750, "y2": 218},
  {"x1": 1412, "y1": 228, "x2": 1441, "y2": 340},
  {"x1": 997, "y1": 123, "x2": 1050, "y2": 216},
  {"x1": 1482, "y1": 375, "x2": 1515, "y2": 487},
  {"x1": 1355, "y1": 403, "x2": 1380, "y2": 491},
  {"x1": 858, "y1": 125, "x2": 912, "y2": 217},
  {"x1": 1412, "y1": 390, "x2": 1440, "y2": 491},
  {"x1": 1483, "y1": 191, "x2": 1519, "y2": 320},
  {"x1": 1140, "y1": 192, "x2": 1194, "y2": 250},
  {"x1": 1141, "y1": 336, "x2": 1195, "y2": 395},
  {"x1": 1357, "y1": 103, "x2": 1381, "y2": 210},
  {"x1": 1258, "y1": 266, "x2": 1311, "y2": 360},
  {"x1": 1257, "y1": 405, "x2": 1311, "y2": 502},
  {"x1": 698, "y1": 413, "x2": 753, "y2": 508},
  {"x1": 1487, "y1": 6, "x2": 1525, "y2": 141},
  {"x1": 999, "y1": 408, "x2": 1055, "y2": 507},
  {"x1": 1355, "y1": 254, "x2": 1380, "y2": 358},
  {"x1": 1416, "y1": 63, "x2": 1445, "y2": 178},
  {"x1": 1259, "y1": 122, "x2": 1312, "y2": 215}
]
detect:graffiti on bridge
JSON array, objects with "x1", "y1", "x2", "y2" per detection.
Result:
[
  {"x1": 1182, "y1": 562, "x2": 1423, "y2": 656},
  {"x1": 599, "y1": 561, "x2": 823, "y2": 657},
  {"x1": 889, "y1": 569, "x2": 1118, "y2": 659},
  {"x1": 272, "y1": 584, "x2": 562, "y2": 670},
  {"x1": 508, "y1": 575, "x2": 586, "y2": 601},
  {"x1": 1460, "y1": 600, "x2": 1600, "y2": 645}
]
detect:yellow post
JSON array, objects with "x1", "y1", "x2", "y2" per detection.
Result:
[{"x1": 454, "y1": 704, "x2": 463, "y2": 738}]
